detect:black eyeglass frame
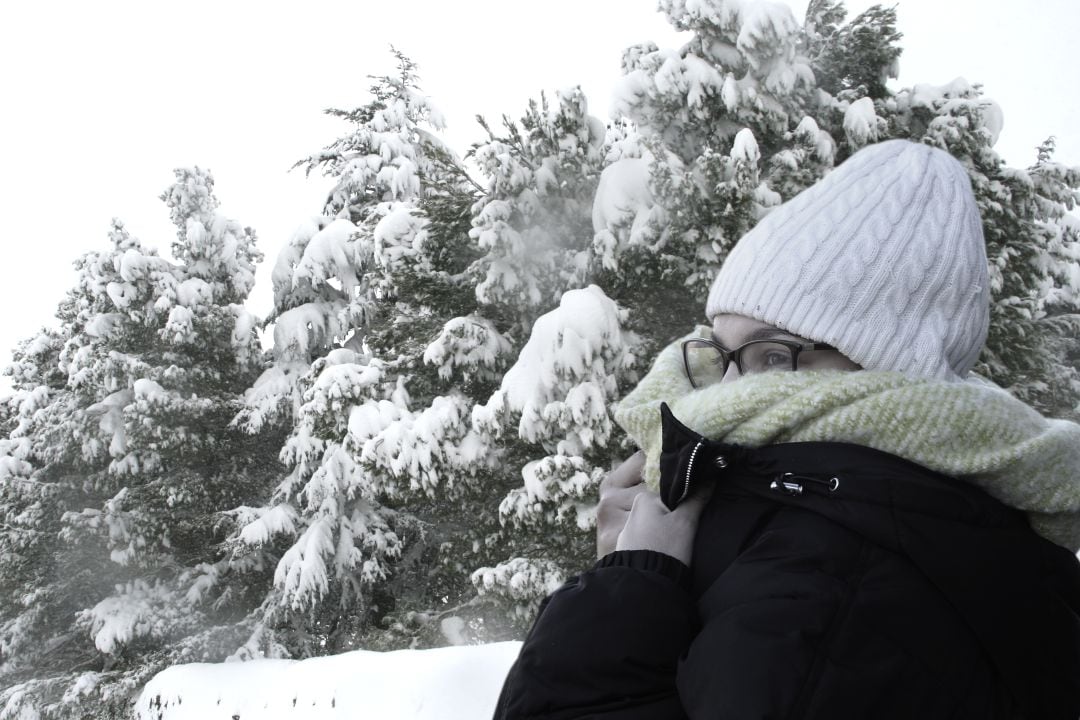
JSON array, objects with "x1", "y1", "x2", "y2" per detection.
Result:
[{"x1": 681, "y1": 337, "x2": 837, "y2": 388}]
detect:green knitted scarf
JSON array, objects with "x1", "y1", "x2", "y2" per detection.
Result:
[{"x1": 614, "y1": 329, "x2": 1080, "y2": 551}]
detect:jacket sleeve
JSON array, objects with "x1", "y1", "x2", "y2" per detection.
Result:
[{"x1": 492, "y1": 550, "x2": 697, "y2": 720}]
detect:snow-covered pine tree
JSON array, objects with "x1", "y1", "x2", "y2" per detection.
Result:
[
  {"x1": 0, "y1": 328, "x2": 80, "y2": 706},
  {"x1": 229, "y1": 50, "x2": 481, "y2": 657},
  {"x1": 379, "y1": 87, "x2": 635, "y2": 642},
  {"x1": 596, "y1": 0, "x2": 828, "y2": 356},
  {"x1": 1027, "y1": 139, "x2": 1080, "y2": 418},
  {"x1": 231, "y1": 44, "x2": 640, "y2": 650},
  {"x1": 595, "y1": 0, "x2": 1080, "y2": 415},
  {"x1": 468, "y1": 285, "x2": 638, "y2": 627},
  {"x1": 467, "y1": 89, "x2": 607, "y2": 329},
  {"x1": 453, "y1": 91, "x2": 642, "y2": 629},
  {"x1": 0, "y1": 169, "x2": 273, "y2": 718}
]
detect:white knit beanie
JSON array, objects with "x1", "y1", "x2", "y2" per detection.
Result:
[{"x1": 705, "y1": 139, "x2": 990, "y2": 381}]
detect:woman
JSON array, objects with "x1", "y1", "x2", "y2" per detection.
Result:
[{"x1": 492, "y1": 140, "x2": 1080, "y2": 719}]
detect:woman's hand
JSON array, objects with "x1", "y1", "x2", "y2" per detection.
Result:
[
  {"x1": 596, "y1": 452, "x2": 649, "y2": 559},
  {"x1": 597, "y1": 452, "x2": 712, "y2": 566},
  {"x1": 615, "y1": 489, "x2": 711, "y2": 566}
]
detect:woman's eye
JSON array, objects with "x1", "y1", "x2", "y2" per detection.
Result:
[{"x1": 763, "y1": 352, "x2": 789, "y2": 367}]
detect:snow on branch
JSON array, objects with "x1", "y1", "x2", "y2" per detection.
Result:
[{"x1": 472, "y1": 285, "x2": 636, "y2": 453}]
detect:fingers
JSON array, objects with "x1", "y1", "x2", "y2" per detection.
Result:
[
  {"x1": 616, "y1": 492, "x2": 666, "y2": 547},
  {"x1": 597, "y1": 488, "x2": 646, "y2": 535},
  {"x1": 599, "y1": 451, "x2": 645, "y2": 492},
  {"x1": 627, "y1": 489, "x2": 703, "y2": 522},
  {"x1": 596, "y1": 452, "x2": 648, "y2": 559},
  {"x1": 614, "y1": 484, "x2": 714, "y2": 566},
  {"x1": 597, "y1": 486, "x2": 647, "y2": 558},
  {"x1": 673, "y1": 482, "x2": 714, "y2": 518},
  {"x1": 628, "y1": 489, "x2": 663, "y2": 513},
  {"x1": 615, "y1": 488, "x2": 697, "y2": 564}
]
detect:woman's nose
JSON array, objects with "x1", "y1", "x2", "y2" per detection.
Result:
[{"x1": 719, "y1": 360, "x2": 742, "y2": 384}]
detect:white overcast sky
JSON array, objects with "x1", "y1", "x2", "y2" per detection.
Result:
[{"x1": 1, "y1": 0, "x2": 1077, "y2": 383}]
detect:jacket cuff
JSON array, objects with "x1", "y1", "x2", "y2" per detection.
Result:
[{"x1": 595, "y1": 549, "x2": 692, "y2": 591}]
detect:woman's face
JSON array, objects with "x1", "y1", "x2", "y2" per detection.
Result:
[{"x1": 710, "y1": 314, "x2": 861, "y2": 384}]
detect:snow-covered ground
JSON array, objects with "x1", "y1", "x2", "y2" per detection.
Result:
[{"x1": 135, "y1": 641, "x2": 521, "y2": 720}]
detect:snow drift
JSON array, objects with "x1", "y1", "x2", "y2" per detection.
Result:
[{"x1": 135, "y1": 641, "x2": 521, "y2": 720}]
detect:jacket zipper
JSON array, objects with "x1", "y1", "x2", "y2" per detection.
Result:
[{"x1": 679, "y1": 440, "x2": 705, "y2": 505}]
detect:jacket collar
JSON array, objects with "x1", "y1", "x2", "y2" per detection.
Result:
[{"x1": 659, "y1": 401, "x2": 1025, "y2": 545}]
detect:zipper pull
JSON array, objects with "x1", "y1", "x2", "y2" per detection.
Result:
[
  {"x1": 770, "y1": 472, "x2": 841, "y2": 496},
  {"x1": 770, "y1": 478, "x2": 804, "y2": 495}
]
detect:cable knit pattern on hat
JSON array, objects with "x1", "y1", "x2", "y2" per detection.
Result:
[
  {"x1": 614, "y1": 330, "x2": 1080, "y2": 552},
  {"x1": 706, "y1": 139, "x2": 989, "y2": 380}
]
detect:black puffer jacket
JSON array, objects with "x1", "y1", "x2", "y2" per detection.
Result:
[{"x1": 493, "y1": 404, "x2": 1080, "y2": 719}]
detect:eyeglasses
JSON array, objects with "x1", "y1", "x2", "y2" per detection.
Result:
[{"x1": 681, "y1": 337, "x2": 837, "y2": 388}]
